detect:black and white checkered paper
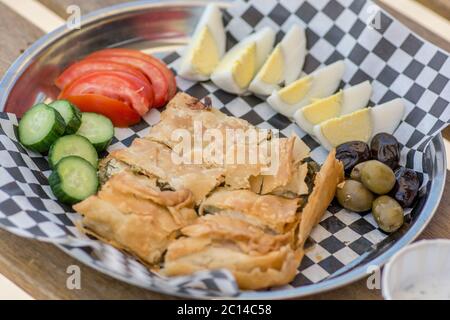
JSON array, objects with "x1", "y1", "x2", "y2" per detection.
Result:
[{"x1": 0, "y1": 0, "x2": 449, "y2": 298}]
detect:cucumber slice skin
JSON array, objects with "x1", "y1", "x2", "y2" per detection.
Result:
[
  {"x1": 49, "y1": 156, "x2": 99, "y2": 205},
  {"x1": 76, "y1": 112, "x2": 114, "y2": 152},
  {"x1": 18, "y1": 103, "x2": 66, "y2": 153},
  {"x1": 48, "y1": 134, "x2": 99, "y2": 169},
  {"x1": 49, "y1": 100, "x2": 82, "y2": 135},
  {"x1": 91, "y1": 137, "x2": 113, "y2": 153}
]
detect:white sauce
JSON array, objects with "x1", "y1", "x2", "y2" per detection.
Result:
[{"x1": 393, "y1": 275, "x2": 450, "y2": 300}]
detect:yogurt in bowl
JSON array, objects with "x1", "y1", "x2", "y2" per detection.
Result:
[{"x1": 382, "y1": 240, "x2": 450, "y2": 300}]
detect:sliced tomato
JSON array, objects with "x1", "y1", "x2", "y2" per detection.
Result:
[
  {"x1": 84, "y1": 54, "x2": 168, "y2": 108},
  {"x1": 55, "y1": 59, "x2": 149, "y2": 89},
  {"x1": 66, "y1": 94, "x2": 141, "y2": 127},
  {"x1": 59, "y1": 70, "x2": 154, "y2": 116},
  {"x1": 87, "y1": 48, "x2": 177, "y2": 103}
]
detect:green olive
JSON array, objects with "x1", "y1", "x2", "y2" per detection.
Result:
[
  {"x1": 350, "y1": 162, "x2": 366, "y2": 182},
  {"x1": 336, "y1": 180, "x2": 374, "y2": 212},
  {"x1": 372, "y1": 196, "x2": 404, "y2": 233},
  {"x1": 360, "y1": 160, "x2": 396, "y2": 194}
]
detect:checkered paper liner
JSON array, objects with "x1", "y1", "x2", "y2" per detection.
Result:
[{"x1": 0, "y1": 0, "x2": 449, "y2": 298}]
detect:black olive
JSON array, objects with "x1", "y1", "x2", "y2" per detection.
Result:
[
  {"x1": 390, "y1": 167, "x2": 420, "y2": 208},
  {"x1": 335, "y1": 141, "x2": 370, "y2": 175},
  {"x1": 370, "y1": 133, "x2": 400, "y2": 170}
]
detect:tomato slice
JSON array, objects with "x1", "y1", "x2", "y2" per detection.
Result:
[
  {"x1": 59, "y1": 70, "x2": 154, "y2": 116},
  {"x1": 55, "y1": 59, "x2": 149, "y2": 89},
  {"x1": 85, "y1": 54, "x2": 168, "y2": 108},
  {"x1": 66, "y1": 94, "x2": 141, "y2": 127},
  {"x1": 87, "y1": 48, "x2": 177, "y2": 103}
]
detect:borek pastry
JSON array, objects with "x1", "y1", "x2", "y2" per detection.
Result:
[
  {"x1": 74, "y1": 92, "x2": 344, "y2": 290},
  {"x1": 163, "y1": 212, "x2": 303, "y2": 290},
  {"x1": 199, "y1": 188, "x2": 299, "y2": 234},
  {"x1": 74, "y1": 171, "x2": 198, "y2": 264}
]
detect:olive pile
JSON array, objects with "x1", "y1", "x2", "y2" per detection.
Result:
[{"x1": 335, "y1": 133, "x2": 420, "y2": 233}]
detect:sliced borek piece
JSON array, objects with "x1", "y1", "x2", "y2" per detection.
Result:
[
  {"x1": 181, "y1": 211, "x2": 293, "y2": 248},
  {"x1": 73, "y1": 171, "x2": 198, "y2": 265},
  {"x1": 163, "y1": 211, "x2": 303, "y2": 290},
  {"x1": 199, "y1": 188, "x2": 299, "y2": 234},
  {"x1": 146, "y1": 92, "x2": 256, "y2": 149},
  {"x1": 109, "y1": 138, "x2": 225, "y2": 204},
  {"x1": 297, "y1": 149, "x2": 345, "y2": 246},
  {"x1": 249, "y1": 134, "x2": 311, "y2": 198}
]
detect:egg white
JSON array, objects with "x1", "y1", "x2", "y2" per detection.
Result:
[
  {"x1": 294, "y1": 80, "x2": 372, "y2": 135},
  {"x1": 371, "y1": 98, "x2": 405, "y2": 137},
  {"x1": 178, "y1": 4, "x2": 226, "y2": 81},
  {"x1": 313, "y1": 124, "x2": 334, "y2": 151},
  {"x1": 313, "y1": 98, "x2": 405, "y2": 151},
  {"x1": 248, "y1": 25, "x2": 306, "y2": 96},
  {"x1": 267, "y1": 60, "x2": 345, "y2": 119},
  {"x1": 210, "y1": 27, "x2": 275, "y2": 95}
]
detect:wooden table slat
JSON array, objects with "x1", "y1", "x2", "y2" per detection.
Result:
[
  {"x1": 417, "y1": 0, "x2": 450, "y2": 20},
  {"x1": 0, "y1": 3, "x2": 43, "y2": 75}
]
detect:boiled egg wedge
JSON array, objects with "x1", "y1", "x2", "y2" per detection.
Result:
[
  {"x1": 313, "y1": 98, "x2": 405, "y2": 150},
  {"x1": 178, "y1": 4, "x2": 226, "y2": 81},
  {"x1": 248, "y1": 25, "x2": 306, "y2": 96},
  {"x1": 294, "y1": 81, "x2": 372, "y2": 135},
  {"x1": 267, "y1": 60, "x2": 345, "y2": 118},
  {"x1": 211, "y1": 27, "x2": 276, "y2": 94}
]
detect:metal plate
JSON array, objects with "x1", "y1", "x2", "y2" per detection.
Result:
[{"x1": 0, "y1": 0, "x2": 447, "y2": 299}]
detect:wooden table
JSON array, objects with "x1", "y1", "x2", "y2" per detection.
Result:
[{"x1": 0, "y1": 0, "x2": 448, "y2": 300}]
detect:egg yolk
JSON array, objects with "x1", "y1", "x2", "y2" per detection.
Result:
[
  {"x1": 191, "y1": 26, "x2": 220, "y2": 76},
  {"x1": 320, "y1": 108, "x2": 372, "y2": 147},
  {"x1": 278, "y1": 76, "x2": 312, "y2": 104},
  {"x1": 259, "y1": 46, "x2": 284, "y2": 84},
  {"x1": 302, "y1": 91, "x2": 343, "y2": 125},
  {"x1": 232, "y1": 43, "x2": 256, "y2": 89}
]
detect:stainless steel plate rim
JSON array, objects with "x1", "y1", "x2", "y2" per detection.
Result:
[{"x1": 0, "y1": 0, "x2": 447, "y2": 299}]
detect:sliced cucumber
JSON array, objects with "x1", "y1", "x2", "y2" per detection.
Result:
[
  {"x1": 49, "y1": 134, "x2": 98, "y2": 169},
  {"x1": 76, "y1": 113, "x2": 114, "y2": 152},
  {"x1": 49, "y1": 100, "x2": 82, "y2": 134},
  {"x1": 49, "y1": 156, "x2": 99, "y2": 204},
  {"x1": 18, "y1": 103, "x2": 66, "y2": 153}
]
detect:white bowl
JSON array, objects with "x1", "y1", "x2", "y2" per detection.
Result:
[{"x1": 382, "y1": 239, "x2": 450, "y2": 300}]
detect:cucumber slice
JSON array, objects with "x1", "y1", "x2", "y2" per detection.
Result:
[
  {"x1": 49, "y1": 100, "x2": 82, "y2": 134},
  {"x1": 18, "y1": 103, "x2": 66, "y2": 153},
  {"x1": 49, "y1": 156, "x2": 99, "y2": 204},
  {"x1": 76, "y1": 113, "x2": 114, "y2": 152},
  {"x1": 49, "y1": 134, "x2": 98, "y2": 169}
]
